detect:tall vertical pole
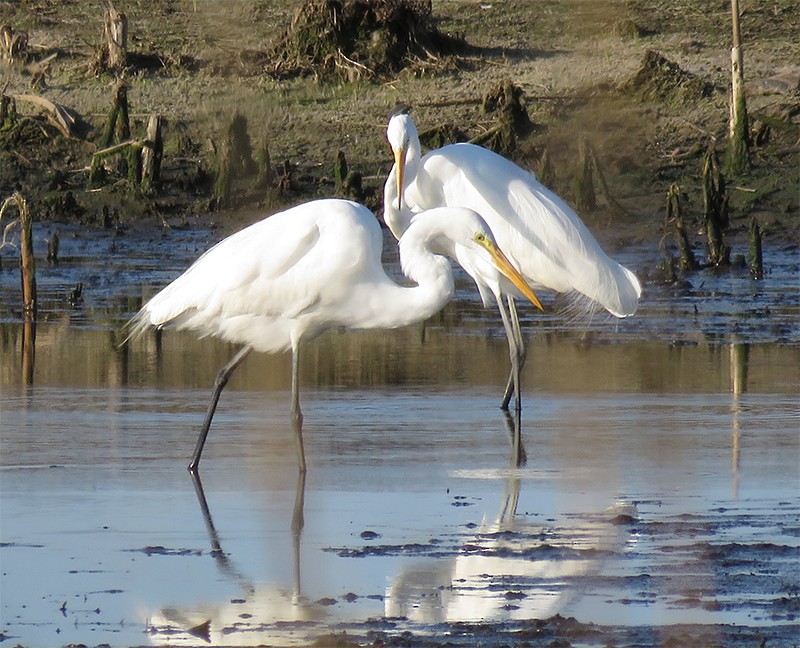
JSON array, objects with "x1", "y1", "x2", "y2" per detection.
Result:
[{"x1": 728, "y1": 0, "x2": 750, "y2": 172}]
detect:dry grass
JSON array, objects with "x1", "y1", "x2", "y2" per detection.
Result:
[{"x1": 0, "y1": 0, "x2": 796, "y2": 240}]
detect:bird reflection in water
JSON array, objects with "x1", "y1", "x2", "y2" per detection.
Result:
[
  {"x1": 386, "y1": 415, "x2": 636, "y2": 624},
  {"x1": 146, "y1": 470, "x2": 323, "y2": 646}
]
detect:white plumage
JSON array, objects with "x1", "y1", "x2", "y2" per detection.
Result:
[
  {"x1": 128, "y1": 198, "x2": 541, "y2": 472},
  {"x1": 384, "y1": 112, "x2": 642, "y2": 412}
]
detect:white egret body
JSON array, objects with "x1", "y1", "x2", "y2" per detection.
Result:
[
  {"x1": 385, "y1": 112, "x2": 641, "y2": 411},
  {"x1": 127, "y1": 199, "x2": 540, "y2": 473}
]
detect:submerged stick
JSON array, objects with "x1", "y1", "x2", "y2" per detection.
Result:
[{"x1": 747, "y1": 216, "x2": 763, "y2": 280}]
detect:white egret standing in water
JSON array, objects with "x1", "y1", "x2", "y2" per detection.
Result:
[
  {"x1": 385, "y1": 108, "x2": 641, "y2": 412},
  {"x1": 127, "y1": 199, "x2": 542, "y2": 473}
]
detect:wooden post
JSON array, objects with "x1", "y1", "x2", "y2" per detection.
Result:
[
  {"x1": 103, "y1": 2, "x2": 128, "y2": 69},
  {"x1": 1, "y1": 93, "x2": 15, "y2": 130},
  {"x1": 15, "y1": 193, "x2": 36, "y2": 318},
  {"x1": 727, "y1": 0, "x2": 750, "y2": 173},
  {"x1": 141, "y1": 114, "x2": 163, "y2": 194},
  {"x1": 212, "y1": 138, "x2": 232, "y2": 210},
  {"x1": 0, "y1": 192, "x2": 36, "y2": 384}
]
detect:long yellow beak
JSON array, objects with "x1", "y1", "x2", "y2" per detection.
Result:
[
  {"x1": 393, "y1": 145, "x2": 406, "y2": 211},
  {"x1": 481, "y1": 239, "x2": 544, "y2": 311}
]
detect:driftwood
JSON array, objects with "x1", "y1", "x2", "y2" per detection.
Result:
[
  {"x1": 7, "y1": 93, "x2": 83, "y2": 138},
  {"x1": 0, "y1": 24, "x2": 28, "y2": 62}
]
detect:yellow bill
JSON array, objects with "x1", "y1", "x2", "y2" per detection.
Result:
[
  {"x1": 479, "y1": 237, "x2": 544, "y2": 311},
  {"x1": 393, "y1": 145, "x2": 406, "y2": 211}
]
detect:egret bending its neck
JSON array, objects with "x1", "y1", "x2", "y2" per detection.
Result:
[{"x1": 385, "y1": 113, "x2": 421, "y2": 240}]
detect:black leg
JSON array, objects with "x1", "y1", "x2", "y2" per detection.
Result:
[
  {"x1": 500, "y1": 297, "x2": 527, "y2": 412},
  {"x1": 290, "y1": 347, "x2": 307, "y2": 474},
  {"x1": 188, "y1": 346, "x2": 253, "y2": 473},
  {"x1": 503, "y1": 406, "x2": 527, "y2": 467}
]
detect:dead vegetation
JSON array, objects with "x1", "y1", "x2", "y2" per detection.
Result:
[
  {"x1": 0, "y1": 24, "x2": 28, "y2": 62},
  {"x1": 622, "y1": 50, "x2": 716, "y2": 104},
  {"x1": 268, "y1": 0, "x2": 467, "y2": 80},
  {"x1": 0, "y1": 0, "x2": 795, "y2": 253}
]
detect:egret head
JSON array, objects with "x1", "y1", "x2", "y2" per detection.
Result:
[
  {"x1": 387, "y1": 111, "x2": 417, "y2": 211},
  {"x1": 466, "y1": 226, "x2": 543, "y2": 312},
  {"x1": 414, "y1": 207, "x2": 543, "y2": 311}
]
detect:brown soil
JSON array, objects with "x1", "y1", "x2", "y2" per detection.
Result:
[{"x1": 1, "y1": 0, "x2": 798, "y2": 258}]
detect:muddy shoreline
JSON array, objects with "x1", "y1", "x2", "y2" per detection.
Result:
[{"x1": 1, "y1": 1, "x2": 798, "y2": 256}]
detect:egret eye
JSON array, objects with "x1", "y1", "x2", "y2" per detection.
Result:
[{"x1": 475, "y1": 232, "x2": 486, "y2": 243}]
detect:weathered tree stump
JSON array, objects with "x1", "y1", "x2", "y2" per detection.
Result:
[
  {"x1": 747, "y1": 216, "x2": 763, "y2": 280},
  {"x1": 702, "y1": 144, "x2": 730, "y2": 266},
  {"x1": 212, "y1": 138, "x2": 232, "y2": 210},
  {"x1": 228, "y1": 113, "x2": 257, "y2": 177},
  {"x1": 479, "y1": 80, "x2": 532, "y2": 155},
  {"x1": 0, "y1": 92, "x2": 14, "y2": 129},
  {"x1": 103, "y1": 2, "x2": 128, "y2": 70},
  {"x1": 211, "y1": 114, "x2": 258, "y2": 209},
  {"x1": 333, "y1": 150, "x2": 348, "y2": 194},
  {"x1": 0, "y1": 192, "x2": 37, "y2": 383},
  {"x1": 572, "y1": 138, "x2": 596, "y2": 212},
  {"x1": 537, "y1": 148, "x2": 555, "y2": 188},
  {"x1": 141, "y1": 114, "x2": 163, "y2": 194},
  {"x1": 256, "y1": 141, "x2": 277, "y2": 190},
  {"x1": 665, "y1": 183, "x2": 697, "y2": 272},
  {"x1": 102, "y1": 80, "x2": 130, "y2": 148}
]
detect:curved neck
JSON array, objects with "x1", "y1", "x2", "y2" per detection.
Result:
[
  {"x1": 361, "y1": 216, "x2": 455, "y2": 331},
  {"x1": 384, "y1": 129, "x2": 422, "y2": 241}
]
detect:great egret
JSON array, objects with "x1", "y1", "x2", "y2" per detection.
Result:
[
  {"x1": 385, "y1": 110, "x2": 642, "y2": 412},
  {"x1": 127, "y1": 198, "x2": 541, "y2": 474}
]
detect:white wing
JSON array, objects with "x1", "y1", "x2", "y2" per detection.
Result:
[
  {"x1": 407, "y1": 144, "x2": 641, "y2": 317},
  {"x1": 129, "y1": 200, "x2": 384, "y2": 352}
]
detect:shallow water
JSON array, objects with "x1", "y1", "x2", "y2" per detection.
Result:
[{"x1": 1, "y1": 222, "x2": 799, "y2": 647}]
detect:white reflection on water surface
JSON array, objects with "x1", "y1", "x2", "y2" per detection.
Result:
[{"x1": 2, "y1": 378, "x2": 798, "y2": 647}]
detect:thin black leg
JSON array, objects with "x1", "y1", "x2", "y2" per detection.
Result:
[{"x1": 188, "y1": 346, "x2": 253, "y2": 473}]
